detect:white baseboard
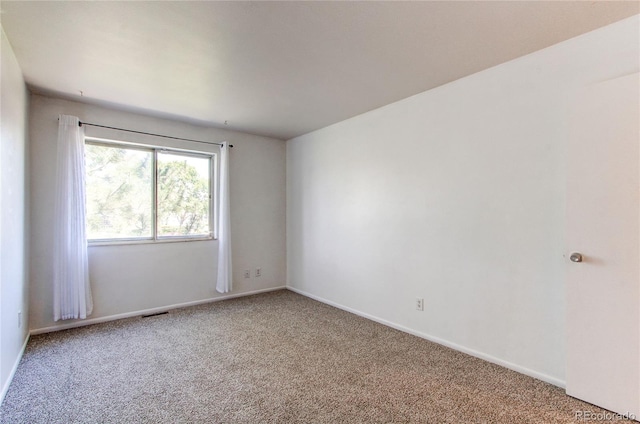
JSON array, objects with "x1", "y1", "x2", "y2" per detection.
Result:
[
  {"x1": 286, "y1": 285, "x2": 565, "y2": 389},
  {"x1": 30, "y1": 286, "x2": 286, "y2": 335},
  {"x1": 0, "y1": 334, "x2": 30, "y2": 406}
]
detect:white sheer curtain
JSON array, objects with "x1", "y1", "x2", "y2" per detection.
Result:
[
  {"x1": 53, "y1": 115, "x2": 93, "y2": 321},
  {"x1": 216, "y1": 142, "x2": 233, "y2": 293}
]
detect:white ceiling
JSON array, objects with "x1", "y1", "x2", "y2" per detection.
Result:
[{"x1": 1, "y1": 1, "x2": 638, "y2": 140}]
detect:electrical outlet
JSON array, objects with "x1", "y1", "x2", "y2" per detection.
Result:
[
  {"x1": 255, "y1": 267, "x2": 262, "y2": 277},
  {"x1": 18, "y1": 311, "x2": 22, "y2": 328},
  {"x1": 243, "y1": 270, "x2": 251, "y2": 279},
  {"x1": 416, "y1": 298, "x2": 424, "y2": 311}
]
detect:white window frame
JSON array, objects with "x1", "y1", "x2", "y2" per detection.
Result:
[{"x1": 85, "y1": 137, "x2": 217, "y2": 245}]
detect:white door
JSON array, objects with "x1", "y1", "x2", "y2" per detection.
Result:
[{"x1": 566, "y1": 72, "x2": 639, "y2": 418}]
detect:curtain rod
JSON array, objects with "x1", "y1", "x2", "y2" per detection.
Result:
[{"x1": 76, "y1": 121, "x2": 233, "y2": 148}]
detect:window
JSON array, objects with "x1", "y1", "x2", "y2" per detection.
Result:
[{"x1": 85, "y1": 139, "x2": 214, "y2": 243}]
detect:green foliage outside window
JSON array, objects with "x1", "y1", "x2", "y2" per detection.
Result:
[
  {"x1": 157, "y1": 152, "x2": 210, "y2": 237},
  {"x1": 85, "y1": 142, "x2": 212, "y2": 241}
]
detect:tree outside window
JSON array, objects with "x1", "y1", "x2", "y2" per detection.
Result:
[{"x1": 85, "y1": 141, "x2": 213, "y2": 242}]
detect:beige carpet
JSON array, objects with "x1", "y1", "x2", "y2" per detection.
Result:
[{"x1": 1, "y1": 290, "x2": 608, "y2": 423}]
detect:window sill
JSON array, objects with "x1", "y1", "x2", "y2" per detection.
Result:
[{"x1": 88, "y1": 236, "x2": 215, "y2": 247}]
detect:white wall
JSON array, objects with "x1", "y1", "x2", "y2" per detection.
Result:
[
  {"x1": 1, "y1": 28, "x2": 30, "y2": 399},
  {"x1": 287, "y1": 16, "x2": 639, "y2": 385},
  {"x1": 29, "y1": 95, "x2": 286, "y2": 332}
]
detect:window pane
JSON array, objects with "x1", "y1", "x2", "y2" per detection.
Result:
[
  {"x1": 85, "y1": 144, "x2": 153, "y2": 239},
  {"x1": 157, "y1": 152, "x2": 210, "y2": 237}
]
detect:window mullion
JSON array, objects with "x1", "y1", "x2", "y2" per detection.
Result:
[{"x1": 153, "y1": 149, "x2": 158, "y2": 241}]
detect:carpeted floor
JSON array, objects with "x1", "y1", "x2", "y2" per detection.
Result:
[{"x1": 1, "y1": 290, "x2": 607, "y2": 423}]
